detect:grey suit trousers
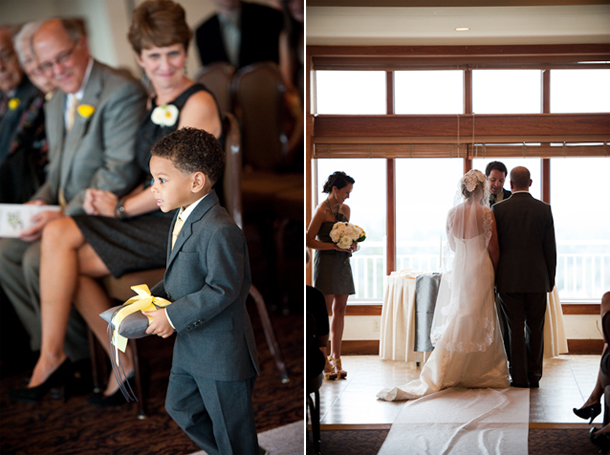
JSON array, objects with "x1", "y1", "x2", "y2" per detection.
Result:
[
  {"x1": 0, "y1": 238, "x2": 89, "y2": 361},
  {"x1": 165, "y1": 365, "x2": 258, "y2": 455}
]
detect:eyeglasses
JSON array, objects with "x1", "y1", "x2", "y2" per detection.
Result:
[{"x1": 38, "y1": 42, "x2": 77, "y2": 74}]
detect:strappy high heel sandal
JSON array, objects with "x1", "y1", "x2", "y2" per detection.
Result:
[
  {"x1": 328, "y1": 356, "x2": 347, "y2": 379},
  {"x1": 324, "y1": 356, "x2": 338, "y2": 380}
]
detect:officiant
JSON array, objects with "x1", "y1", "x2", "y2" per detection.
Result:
[{"x1": 486, "y1": 161, "x2": 511, "y2": 207}]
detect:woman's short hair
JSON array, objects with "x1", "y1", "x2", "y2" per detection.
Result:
[
  {"x1": 128, "y1": 0, "x2": 192, "y2": 55},
  {"x1": 322, "y1": 171, "x2": 355, "y2": 193}
]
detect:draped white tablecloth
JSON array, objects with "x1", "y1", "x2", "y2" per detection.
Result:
[
  {"x1": 379, "y1": 270, "x2": 569, "y2": 362},
  {"x1": 544, "y1": 286, "x2": 569, "y2": 357},
  {"x1": 379, "y1": 270, "x2": 431, "y2": 363}
]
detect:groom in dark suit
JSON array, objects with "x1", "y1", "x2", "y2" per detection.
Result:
[{"x1": 493, "y1": 166, "x2": 557, "y2": 388}]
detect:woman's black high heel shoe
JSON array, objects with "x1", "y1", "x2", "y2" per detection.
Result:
[
  {"x1": 590, "y1": 427, "x2": 610, "y2": 452},
  {"x1": 87, "y1": 371, "x2": 135, "y2": 407},
  {"x1": 574, "y1": 403, "x2": 602, "y2": 424},
  {"x1": 8, "y1": 358, "x2": 72, "y2": 403}
]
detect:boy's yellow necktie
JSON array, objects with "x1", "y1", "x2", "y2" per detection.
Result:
[{"x1": 171, "y1": 217, "x2": 184, "y2": 250}]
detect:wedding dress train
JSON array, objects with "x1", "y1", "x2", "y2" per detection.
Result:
[{"x1": 378, "y1": 206, "x2": 509, "y2": 401}]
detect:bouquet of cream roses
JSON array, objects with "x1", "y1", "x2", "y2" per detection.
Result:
[{"x1": 329, "y1": 222, "x2": 366, "y2": 250}]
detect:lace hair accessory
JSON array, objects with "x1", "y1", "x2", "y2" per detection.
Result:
[{"x1": 461, "y1": 169, "x2": 486, "y2": 193}]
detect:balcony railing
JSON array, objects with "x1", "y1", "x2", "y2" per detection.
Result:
[{"x1": 348, "y1": 239, "x2": 610, "y2": 301}]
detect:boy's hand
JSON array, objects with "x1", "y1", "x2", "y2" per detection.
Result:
[{"x1": 143, "y1": 309, "x2": 175, "y2": 338}]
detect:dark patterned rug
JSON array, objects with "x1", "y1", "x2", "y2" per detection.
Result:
[
  {"x1": 0, "y1": 308, "x2": 303, "y2": 455},
  {"x1": 307, "y1": 428, "x2": 605, "y2": 455}
]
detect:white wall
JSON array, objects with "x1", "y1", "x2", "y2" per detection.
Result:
[{"x1": 306, "y1": 5, "x2": 610, "y2": 46}]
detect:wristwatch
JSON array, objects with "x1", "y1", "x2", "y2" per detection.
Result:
[{"x1": 114, "y1": 199, "x2": 127, "y2": 220}]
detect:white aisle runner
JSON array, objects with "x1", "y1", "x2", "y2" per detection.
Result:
[{"x1": 378, "y1": 387, "x2": 530, "y2": 455}]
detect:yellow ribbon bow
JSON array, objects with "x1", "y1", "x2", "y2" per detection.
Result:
[{"x1": 111, "y1": 284, "x2": 172, "y2": 355}]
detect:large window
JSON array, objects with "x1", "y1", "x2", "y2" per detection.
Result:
[
  {"x1": 551, "y1": 69, "x2": 610, "y2": 113},
  {"x1": 394, "y1": 71, "x2": 464, "y2": 114},
  {"x1": 315, "y1": 71, "x2": 386, "y2": 114},
  {"x1": 473, "y1": 70, "x2": 542, "y2": 114},
  {"x1": 310, "y1": 50, "x2": 609, "y2": 303},
  {"x1": 551, "y1": 157, "x2": 610, "y2": 299},
  {"x1": 316, "y1": 159, "x2": 387, "y2": 301},
  {"x1": 396, "y1": 159, "x2": 464, "y2": 271}
]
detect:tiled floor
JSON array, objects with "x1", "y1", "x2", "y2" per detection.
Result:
[{"x1": 319, "y1": 355, "x2": 600, "y2": 429}]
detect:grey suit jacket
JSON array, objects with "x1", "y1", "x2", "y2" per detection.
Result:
[
  {"x1": 151, "y1": 191, "x2": 259, "y2": 381},
  {"x1": 493, "y1": 192, "x2": 557, "y2": 293},
  {"x1": 32, "y1": 61, "x2": 146, "y2": 215}
]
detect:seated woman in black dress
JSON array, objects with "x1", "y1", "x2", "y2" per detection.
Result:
[
  {"x1": 573, "y1": 292, "x2": 610, "y2": 450},
  {"x1": 13, "y1": 0, "x2": 223, "y2": 405}
]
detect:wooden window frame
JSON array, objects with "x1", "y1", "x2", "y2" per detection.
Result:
[{"x1": 306, "y1": 44, "x2": 610, "y2": 284}]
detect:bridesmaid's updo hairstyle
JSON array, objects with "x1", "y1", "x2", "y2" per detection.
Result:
[
  {"x1": 128, "y1": 0, "x2": 192, "y2": 55},
  {"x1": 323, "y1": 171, "x2": 355, "y2": 194}
]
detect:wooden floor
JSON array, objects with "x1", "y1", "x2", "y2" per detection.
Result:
[{"x1": 319, "y1": 355, "x2": 600, "y2": 430}]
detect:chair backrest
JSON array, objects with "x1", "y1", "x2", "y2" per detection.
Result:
[
  {"x1": 195, "y1": 62, "x2": 235, "y2": 115},
  {"x1": 222, "y1": 111, "x2": 243, "y2": 229},
  {"x1": 231, "y1": 62, "x2": 289, "y2": 172}
]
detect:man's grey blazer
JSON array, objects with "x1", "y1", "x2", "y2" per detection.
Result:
[
  {"x1": 32, "y1": 60, "x2": 146, "y2": 215},
  {"x1": 493, "y1": 192, "x2": 557, "y2": 293},
  {"x1": 151, "y1": 191, "x2": 260, "y2": 381}
]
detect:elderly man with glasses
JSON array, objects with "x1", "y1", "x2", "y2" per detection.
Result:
[{"x1": 0, "y1": 18, "x2": 147, "y2": 374}]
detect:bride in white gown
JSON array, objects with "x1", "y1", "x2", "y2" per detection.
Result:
[{"x1": 378, "y1": 170, "x2": 510, "y2": 401}]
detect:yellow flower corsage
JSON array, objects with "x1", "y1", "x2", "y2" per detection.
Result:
[
  {"x1": 151, "y1": 104, "x2": 179, "y2": 127},
  {"x1": 77, "y1": 104, "x2": 95, "y2": 118},
  {"x1": 8, "y1": 98, "x2": 20, "y2": 110}
]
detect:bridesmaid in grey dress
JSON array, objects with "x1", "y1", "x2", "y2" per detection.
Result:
[{"x1": 307, "y1": 171, "x2": 356, "y2": 380}]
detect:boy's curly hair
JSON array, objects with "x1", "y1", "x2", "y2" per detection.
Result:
[{"x1": 151, "y1": 127, "x2": 224, "y2": 185}]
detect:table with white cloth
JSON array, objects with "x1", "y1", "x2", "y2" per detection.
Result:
[{"x1": 379, "y1": 269, "x2": 569, "y2": 363}]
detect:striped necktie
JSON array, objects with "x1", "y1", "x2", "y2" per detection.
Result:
[{"x1": 171, "y1": 217, "x2": 184, "y2": 250}]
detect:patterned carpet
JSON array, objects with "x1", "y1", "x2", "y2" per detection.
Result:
[
  {"x1": 0, "y1": 306, "x2": 303, "y2": 454},
  {"x1": 306, "y1": 428, "x2": 605, "y2": 455}
]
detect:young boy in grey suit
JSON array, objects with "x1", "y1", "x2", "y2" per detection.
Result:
[{"x1": 144, "y1": 127, "x2": 260, "y2": 454}]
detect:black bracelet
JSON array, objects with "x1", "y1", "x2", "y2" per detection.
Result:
[{"x1": 114, "y1": 199, "x2": 127, "y2": 220}]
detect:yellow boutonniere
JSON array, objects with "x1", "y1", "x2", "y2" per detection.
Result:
[
  {"x1": 8, "y1": 98, "x2": 20, "y2": 110},
  {"x1": 77, "y1": 104, "x2": 95, "y2": 118}
]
